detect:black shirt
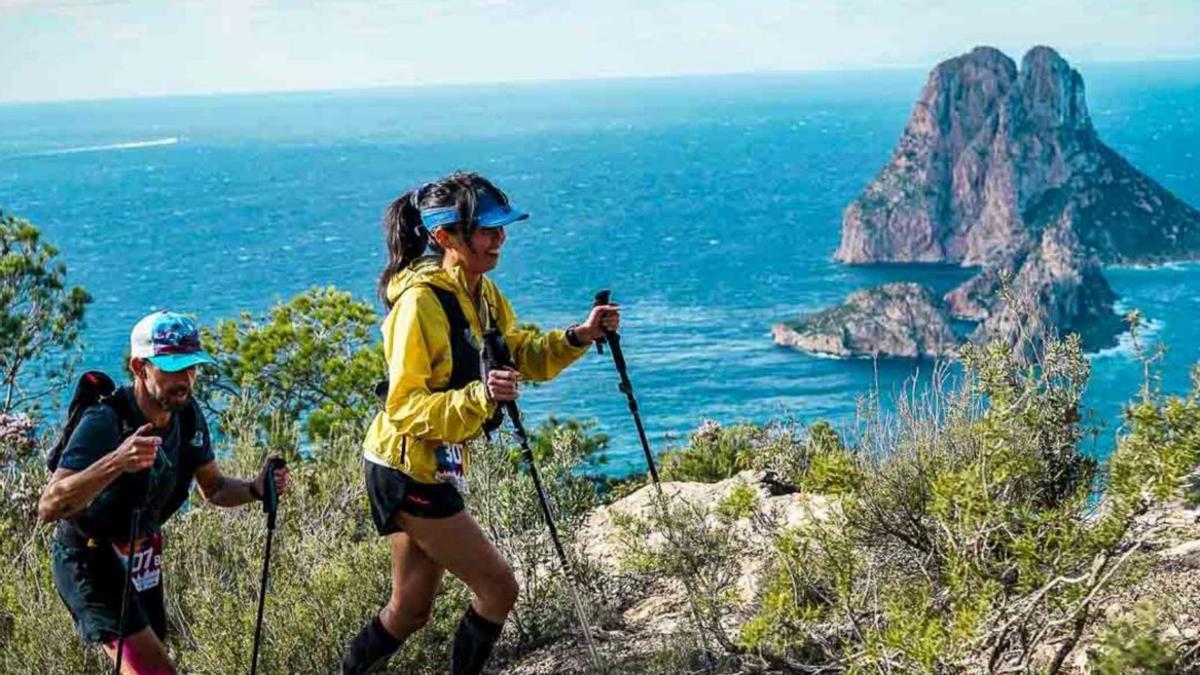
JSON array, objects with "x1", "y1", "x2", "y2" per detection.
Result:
[{"x1": 59, "y1": 387, "x2": 214, "y2": 541}]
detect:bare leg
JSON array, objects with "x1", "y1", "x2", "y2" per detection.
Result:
[
  {"x1": 101, "y1": 627, "x2": 176, "y2": 675},
  {"x1": 396, "y1": 510, "x2": 517, "y2": 623},
  {"x1": 380, "y1": 532, "x2": 445, "y2": 639},
  {"x1": 340, "y1": 531, "x2": 444, "y2": 674},
  {"x1": 398, "y1": 510, "x2": 517, "y2": 674}
]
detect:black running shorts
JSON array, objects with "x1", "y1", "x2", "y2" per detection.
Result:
[
  {"x1": 364, "y1": 460, "x2": 465, "y2": 536},
  {"x1": 51, "y1": 524, "x2": 167, "y2": 644}
]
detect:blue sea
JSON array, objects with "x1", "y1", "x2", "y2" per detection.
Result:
[{"x1": 2, "y1": 63, "x2": 1198, "y2": 475}]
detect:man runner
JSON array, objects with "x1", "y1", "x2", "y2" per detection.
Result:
[{"x1": 38, "y1": 310, "x2": 291, "y2": 675}]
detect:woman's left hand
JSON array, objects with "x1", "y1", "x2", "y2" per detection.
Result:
[{"x1": 574, "y1": 304, "x2": 621, "y2": 343}]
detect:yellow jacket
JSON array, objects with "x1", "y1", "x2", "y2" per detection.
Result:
[{"x1": 363, "y1": 257, "x2": 590, "y2": 485}]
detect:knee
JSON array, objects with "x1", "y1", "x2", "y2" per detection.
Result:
[
  {"x1": 488, "y1": 566, "x2": 519, "y2": 614},
  {"x1": 382, "y1": 600, "x2": 434, "y2": 635}
]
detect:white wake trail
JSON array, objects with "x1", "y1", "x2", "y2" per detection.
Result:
[{"x1": 16, "y1": 137, "x2": 180, "y2": 157}]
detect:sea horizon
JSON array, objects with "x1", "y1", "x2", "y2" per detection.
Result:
[{"x1": 3, "y1": 53, "x2": 1200, "y2": 108}]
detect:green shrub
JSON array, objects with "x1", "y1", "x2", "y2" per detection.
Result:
[
  {"x1": 0, "y1": 210, "x2": 91, "y2": 416},
  {"x1": 733, "y1": 332, "x2": 1200, "y2": 673},
  {"x1": 660, "y1": 420, "x2": 757, "y2": 482},
  {"x1": 1086, "y1": 605, "x2": 1180, "y2": 674},
  {"x1": 660, "y1": 418, "x2": 862, "y2": 494},
  {"x1": 198, "y1": 286, "x2": 386, "y2": 441}
]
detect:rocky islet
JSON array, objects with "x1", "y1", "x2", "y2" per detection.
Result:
[{"x1": 779, "y1": 46, "x2": 1200, "y2": 358}]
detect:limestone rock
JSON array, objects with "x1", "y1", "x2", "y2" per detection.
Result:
[
  {"x1": 823, "y1": 45, "x2": 1194, "y2": 353},
  {"x1": 579, "y1": 471, "x2": 836, "y2": 637},
  {"x1": 836, "y1": 45, "x2": 1200, "y2": 267},
  {"x1": 772, "y1": 283, "x2": 959, "y2": 358},
  {"x1": 963, "y1": 209, "x2": 1123, "y2": 347}
]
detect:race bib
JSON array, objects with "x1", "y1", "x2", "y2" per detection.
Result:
[
  {"x1": 434, "y1": 444, "x2": 468, "y2": 493},
  {"x1": 112, "y1": 532, "x2": 163, "y2": 592}
]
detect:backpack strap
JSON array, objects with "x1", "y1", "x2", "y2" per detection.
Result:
[
  {"x1": 375, "y1": 283, "x2": 477, "y2": 402},
  {"x1": 426, "y1": 285, "x2": 484, "y2": 392},
  {"x1": 103, "y1": 387, "x2": 139, "y2": 438},
  {"x1": 46, "y1": 375, "x2": 191, "y2": 472}
]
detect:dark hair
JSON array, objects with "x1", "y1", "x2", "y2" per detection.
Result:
[{"x1": 377, "y1": 171, "x2": 514, "y2": 308}]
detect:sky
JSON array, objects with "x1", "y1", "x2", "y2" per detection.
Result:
[{"x1": 2, "y1": 0, "x2": 1198, "y2": 104}]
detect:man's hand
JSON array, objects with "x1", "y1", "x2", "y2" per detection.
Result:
[
  {"x1": 114, "y1": 423, "x2": 161, "y2": 473},
  {"x1": 253, "y1": 455, "x2": 291, "y2": 499},
  {"x1": 486, "y1": 368, "x2": 520, "y2": 402},
  {"x1": 38, "y1": 424, "x2": 161, "y2": 522},
  {"x1": 573, "y1": 304, "x2": 622, "y2": 344}
]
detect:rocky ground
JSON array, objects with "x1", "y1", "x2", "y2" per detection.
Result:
[{"x1": 500, "y1": 472, "x2": 1200, "y2": 674}]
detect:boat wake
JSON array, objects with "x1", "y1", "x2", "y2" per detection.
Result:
[{"x1": 13, "y1": 137, "x2": 179, "y2": 158}]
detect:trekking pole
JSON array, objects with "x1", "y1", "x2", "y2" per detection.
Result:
[
  {"x1": 592, "y1": 290, "x2": 718, "y2": 672},
  {"x1": 113, "y1": 506, "x2": 144, "y2": 675},
  {"x1": 592, "y1": 290, "x2": 659, "y2": 484},
  {"x1": 249, "y1": 457, "x2": 287, "y2": 675},
  {"x1": 482, "y1": 330, "x2": 602, "y2": 671}
]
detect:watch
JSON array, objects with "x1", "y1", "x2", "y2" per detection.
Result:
[{"x1": 565, "y1": 325, "x2": 585, "y2": 348}]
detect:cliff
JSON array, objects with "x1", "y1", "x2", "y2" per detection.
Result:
[{"x1": 836, "y1": 46, "x2": 1200, "y2": 267}]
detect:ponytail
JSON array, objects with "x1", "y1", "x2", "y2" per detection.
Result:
[
  {"x1": 377, "y1": 171, "x2": 515, "y2": 308},
  {"x1": 377, "y1": 190, "x2": 429, "y2": 308}
]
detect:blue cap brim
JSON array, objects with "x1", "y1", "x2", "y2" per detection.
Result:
[
  {"x1": 148, "y1": 352, "x2": 216, "y2": 372},
  {"x1": 419, "y1": 194, "x2": 529, "y2": 231},
  {"x1": 477, "y1": 204, "x2": 528, "y2": 228}
]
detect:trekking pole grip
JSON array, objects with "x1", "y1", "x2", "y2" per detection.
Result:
[
  {"x1": 592, "y1": 289, "x2": 612, "y2": 354},
  {"x1": 261, "y1": 457, "x2": 286, "y2": 529}
]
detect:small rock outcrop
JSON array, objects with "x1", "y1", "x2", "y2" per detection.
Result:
[
  {"x1": 504, "y1": 471, "x2": 1200, "y2": 674},
  {"x1": 962, "y1": 211, "x2": 1123, "y2": 347},
  {"x1": 579, "y1": 471, "x2": 836, "y2": 639},
  {"x1": 772, "y1": 283, "x2": 959, "y2": 358}
]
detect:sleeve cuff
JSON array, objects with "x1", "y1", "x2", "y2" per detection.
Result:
[
  {"x1": 554, "y1": 329, "x2": 591, "y2": 358},
  {"x1": 467, "y1": 380, "x2": 498, "y2": 418}
]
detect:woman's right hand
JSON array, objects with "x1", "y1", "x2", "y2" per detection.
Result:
[
  {"x1": 486, "y1": 368, "x2": 520, "y2": 402},
  {"x1": 115, "y1": 423, "x2": 162, "y2": 473}
]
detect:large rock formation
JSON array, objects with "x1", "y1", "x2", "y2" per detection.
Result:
[
  {"x1": 772, "y1": 283, "x2": 958, "y2": 358},
  {"x1": 781, "y1": 46, "x2": 1200, "y2": 357},
  {"x1": 837, "y1": 46, "x2": 1200, "y2": 267}
]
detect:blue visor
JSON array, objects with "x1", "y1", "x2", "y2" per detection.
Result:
[{"x1": 420, "y1": 191, "x2": 528, "y2": 231}]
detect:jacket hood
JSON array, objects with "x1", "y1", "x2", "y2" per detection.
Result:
[{"x1": 386, "y1": 256, "x2": 465, "y2": 304}]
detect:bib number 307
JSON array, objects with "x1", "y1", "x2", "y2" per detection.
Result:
[{"x1": 112, "y1": 532, "x2": 164, "y2": 592}]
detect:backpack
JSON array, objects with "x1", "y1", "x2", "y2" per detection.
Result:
[{"x1": 46, "y1": 371, "x2": 200, "y2": 473}]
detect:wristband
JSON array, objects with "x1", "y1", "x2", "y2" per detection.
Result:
[
  {"x1": 249, "y1": 479, "x2": 263, "y2": 501},
  {"x1": 565, "y1": 325, "x2": 585, "y2": 348}
]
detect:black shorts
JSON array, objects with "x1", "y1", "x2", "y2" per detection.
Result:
[
  {"x1": 364, "y1": 460, "x2": 465, "y2": 536},
  {"x1": 51, "y1": 524, "x2": 167, "y2": 644}
]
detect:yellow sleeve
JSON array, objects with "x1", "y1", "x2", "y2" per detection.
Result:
[
  {"x1": 383, "y1": 288, "x2": 496, "y2": 443},
  {"x1": 496, "y1": 291, "x2": 590, "y2": 382}
]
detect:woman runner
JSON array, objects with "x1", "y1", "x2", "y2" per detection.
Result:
[{"x1": 341, "y1": 171, "x2": 619, "y2": 674}]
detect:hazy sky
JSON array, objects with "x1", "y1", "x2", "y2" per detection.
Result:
[{"x1": 3, "y1": 0, "x2": 1198, "y2": 103}]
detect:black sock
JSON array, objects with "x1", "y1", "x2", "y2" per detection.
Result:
[
  {"x1": 450, "y1": 605, "x2": 504, "y2": 675},
  {"x1": 340, "y1": 615, "x2": 404, "y2": 675}
]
